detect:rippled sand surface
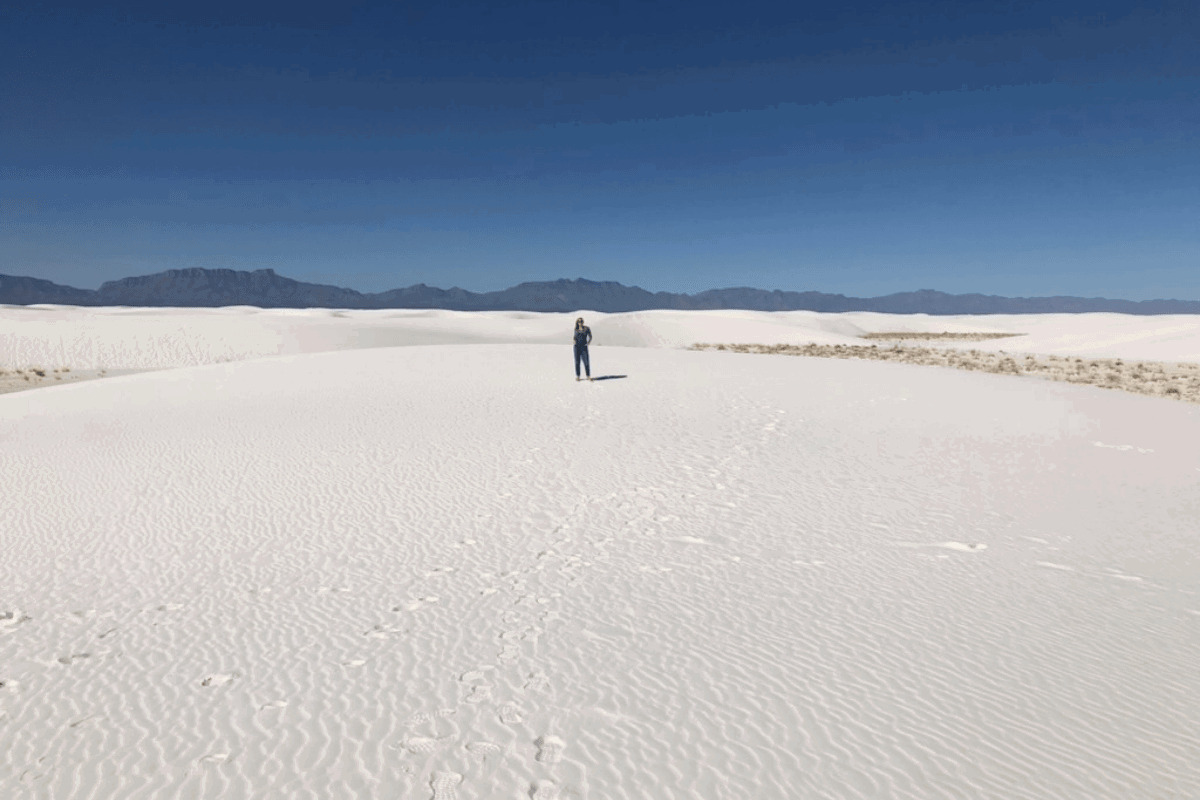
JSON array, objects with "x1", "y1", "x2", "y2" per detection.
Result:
[{"x1": 3, "y1": 309, "x2": 1200, "y2": 799}]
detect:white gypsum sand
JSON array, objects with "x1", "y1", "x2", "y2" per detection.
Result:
[
  {"x1": 2, "y1": 307, "x2": 1200, "y2": 799},
  {"x1": 4, "y1": 304, "x2": 1200, "y2": 372}
]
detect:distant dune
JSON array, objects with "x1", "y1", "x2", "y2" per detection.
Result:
[{"x1": 5, "y1": 306, "x2": 1200, "y2": 372}]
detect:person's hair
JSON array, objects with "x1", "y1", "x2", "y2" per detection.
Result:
[{"x1": 576, "y1": 317, "x2": 584, "y2": 328}]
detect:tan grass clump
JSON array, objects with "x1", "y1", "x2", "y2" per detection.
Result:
[
  {"x1": 862, "y1": 332, "x2": 1024, "y2": 342},
  {"x1": 0, "y1": 364, "x2": 97, "y2": 395},
  {"x1": 691, "y1": 342, "x2": 1200, "y2": 404}
]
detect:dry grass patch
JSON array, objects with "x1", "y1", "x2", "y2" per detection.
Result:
[
  {"x1": 691, "y1": 343, "x2": 1200, "y2": 404},
  {"x1": 862, "y1": 331, "x2": 1025, "y2": 342},
  {"x1": 0, "y1": 365, "x2": 105, "y2": 395}
]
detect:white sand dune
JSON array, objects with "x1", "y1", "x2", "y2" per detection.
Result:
[
  {"x1": 3, "y1": 308, "x2": 1200, "y2": 799},
  {"x1": 6, "y1": 305, "x2": 1200, "y2": 370}
]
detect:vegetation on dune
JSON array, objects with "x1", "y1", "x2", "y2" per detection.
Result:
[{"x1": 691, "y1": 342, "x2": 1200, "y2": 403}]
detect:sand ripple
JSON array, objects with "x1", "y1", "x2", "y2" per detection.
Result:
[{"x1": 2, "y1": 345, "x2": 1199, "y2": 798}]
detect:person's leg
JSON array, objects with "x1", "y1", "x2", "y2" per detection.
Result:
[
  {"x1": 582, "y1": 347, "x2": 590, "y2": 378},
  {"x1": 574, "y1": 346, "x2": 582, "y2": 378}
]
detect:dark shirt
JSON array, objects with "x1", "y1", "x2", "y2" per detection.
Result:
[{"x1": 574, "y1": 326, "x2": 592, "y2": 348}]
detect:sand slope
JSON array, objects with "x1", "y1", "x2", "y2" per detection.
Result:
[
  {"x1": 5, "y1": 306, "x2": 1200, "y2": 370},
  {"x1": 3, "y1": 343, "x2": 1200, "y2": 799}
]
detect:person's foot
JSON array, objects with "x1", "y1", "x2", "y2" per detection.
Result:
[
  {"x1": 576, "y1": 376, "x2": 581, "y2": 381},
  {"x1": 588, "y1": 377, "x2": 593, "y2": 381}
]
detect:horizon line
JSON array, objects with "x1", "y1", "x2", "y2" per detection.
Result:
[{"x1": 4, "y1": 267, "x2": 1200, "y2": 305}]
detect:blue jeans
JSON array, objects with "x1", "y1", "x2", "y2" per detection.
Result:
[{"x1": 574, "y1": 345, "x2": 590, "y2": 378}]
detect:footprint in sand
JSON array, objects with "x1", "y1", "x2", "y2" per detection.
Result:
[
  {"x1": 464, "y1": 684, "x2": 493, "y2": 704},
  {"x1": 200, "y1": 672, "x2": 237, "y2": 687},
  {"x1": 466, "y1": 741, "x2": 501, "y2": 760},
  {"x1": 1093, "y1": 441, "x2": 1153, "y2": 453},
  {"x1": 535, "y1": 735, "x2": 565, "y2": 764},
  {"x1": 365, "y1": 624, "x2": 405, "y2": 639},
  {"x1": 57, "y1": 653, "x2": 91, "y2": 666},
  {"x1": 396, "y1": 597, "x2": 440, "y2": 612},
  {"x1": 523, "y1": 671, "x2": 551, "y2": 694},
  {"x1": 1, "y1": 610, "x2": 30, "y2": 633},
  {"x1": 430, "y1": 770, "x2": 463, "y2": 800},
  {"x1": 498, "y1": 703, "x2": 524, "y2": 726},
  {"x1": 499, "y1": 628, "x2": 529, "y2": 641},
  {"x1": 403, "y1": 736, "x2": 442, "y2": 754},
  {"x1": 407, "y1": 711, "x2": 435, "y2": 727},
  {"x1": 531, "y1": 779, "x2": 560, "y2": 800},
  {"x1": 896, "y1": 541, "x2": 987, "y2": 552},
  {"x1": 498, "y1": 644, "x2": 521, "y2": 662}
]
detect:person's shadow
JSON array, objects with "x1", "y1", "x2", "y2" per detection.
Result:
[{"x1": 590, "y1": 375, "x2": 627, "y2": 381}]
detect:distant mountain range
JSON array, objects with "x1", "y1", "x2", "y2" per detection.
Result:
[{"x1": 3, "y1": 268, "x2": 1200, "y2": 315}]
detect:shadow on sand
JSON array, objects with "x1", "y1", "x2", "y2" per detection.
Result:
[{"x1": 589, "y1": 375, "x2": 627, "y2": 382}]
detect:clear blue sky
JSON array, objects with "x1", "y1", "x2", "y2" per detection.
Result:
[{"x1": 2, "y1": 0, "x2": 1199, "y2": 300}]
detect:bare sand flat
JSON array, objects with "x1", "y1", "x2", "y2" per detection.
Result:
[{"x1": 3, "y1": 308, "x2": 1200, "y2": 799}]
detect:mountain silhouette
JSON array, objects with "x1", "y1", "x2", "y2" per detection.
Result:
[{"x1": 3, "y1": 268, "x2": 1199, "y2": 315}]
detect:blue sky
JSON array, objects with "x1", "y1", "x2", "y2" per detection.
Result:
[{"x1": 2, "y1": 0, "x2": 1199, "y2": 299}]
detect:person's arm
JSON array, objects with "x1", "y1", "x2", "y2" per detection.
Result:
[{"x1": 586, "y1": 328, "x2": 593, "y2": 345}]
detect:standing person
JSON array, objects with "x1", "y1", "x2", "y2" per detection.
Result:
[{"x1": 573, "y1": 317, "x2": 593, "y2": 381}]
